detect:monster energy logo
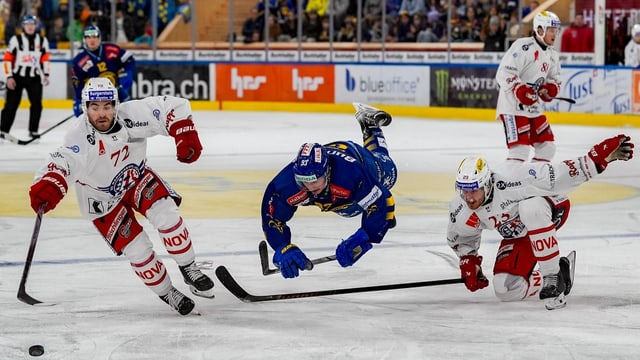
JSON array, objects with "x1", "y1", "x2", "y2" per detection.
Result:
[{"x1": 435, "y1": 69, "x2": 449, "y2": 104}]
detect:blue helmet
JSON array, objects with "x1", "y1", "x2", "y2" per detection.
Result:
[
  {"x1": 293, "y1": 143, "x2": 329, "y2": 184},
  {"x1": 83, "y1": 25, "x2": 101, "y2": 38},
  {"x1": 22, "y1": 15, "x2": 38, "y2": 25}
]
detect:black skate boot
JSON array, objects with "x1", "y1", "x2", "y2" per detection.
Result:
[
  {"x1": 159, "y1": 286, "x2": 195, "y2": 315},
  {"x1": 540, "y1": 251, "x2": 576, "y2": 310},
  {"x1": 29, "y1": 132, "x2": 40, "y2": 139},
  {"x1": 179, "y1": 261, "x2": 215, "y2": 298},
  {"x1": 353, "y1": 102, "x2": 392, "y2": 137}
]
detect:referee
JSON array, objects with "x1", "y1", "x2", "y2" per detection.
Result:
[{"x1": 0, "y1": 15, "x2": 50, "y2": 140}]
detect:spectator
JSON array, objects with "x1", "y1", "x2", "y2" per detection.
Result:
[
  {"x1": 399, "y1": 0, "x2": 426, "y2": 16},
  {"x1": 317, "y1": 15, "x2": 333, "y2": 42},
  {"x1": 483, "y1": 15, "x2": 506, "y2": 51},
  {"x1": 279, "y1": 10, "x2": 298, "y2": 41},
  {"x1": 302, "y1": 9, "x2": 323, "y2": 42},
  {"x1": 386, "y1": 0, "x2": 403, "y2": 19},
  {"x1": 624, "y1": 24, "x2": 640, "y2": 67},
  {"x1": 364, "y1": 0, "x2": 383, "y2": 17},
  {"x1": 47, "y1": 14, "x2": 69, "y2": 48},
  {"x1": 464, "y1": 6, "x2": 482, "y2": 42},
  {"x1": 123, "y1": 0, "x2": 147, "y2": 42},
  {"x1": 0, "y1": 8, "x2": 10, "y2": 47},
  {"x1": 241, "y1": 7, "x2": 263, "y2": 43},
  {"x1": 266, "y1": 14, "x2": 281, "y2": 41},
  {"x1": 561, "y1": 14, "x2": 594, "y2": 52},
  {"x1": 522, "y1": 0, "x2": 539, "y2": 18},
  {"x1": 396, "y1": 10, "x2": 414, "y2": 42},
  {"x1": 417, "y1": 23, "x2": 440, "y2": 42},
  {"x1": 336, "y1": 15, "x2": 356, "y2": 42},
  {"x1": 305, "y1": 0, "x2": 329, "y2": 16}
]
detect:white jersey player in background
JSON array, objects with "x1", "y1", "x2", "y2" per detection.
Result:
[
  {"x1": 624, "y1": 24, "x2": 640, "y2": 67},
  {"x1": 447, "y1": 134, "x2": 633, "y2": 309},
  {"x1": 495, "y1": 11, "x2": 562, "y2": 163},
  {"x1": 28, "y1": 78, "x2": 213, "y2": 315}
]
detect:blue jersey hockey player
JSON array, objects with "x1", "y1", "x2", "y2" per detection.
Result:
[
  {"x1": 261, "y1": 103, "x2": 398, "y2": 279},
  {"x1": 71, "y1": 25, "x2": 136, "y2": 117}
]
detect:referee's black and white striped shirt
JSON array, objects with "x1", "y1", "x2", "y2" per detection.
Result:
[{"x1": 2, "y1": 32, "x2": 50, "y2": 79}]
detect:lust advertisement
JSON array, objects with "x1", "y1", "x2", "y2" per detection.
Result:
[
  {"x1": 430, "y1": 67, "x2": 499, "y2": 108},
  {"x1": 334, "y1": 65, "x2": 430, "y2": 106},
  {"x1": 539, "y1": 68, "x2": 632, "y2": 114}
]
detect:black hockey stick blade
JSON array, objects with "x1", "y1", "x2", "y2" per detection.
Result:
[
  {"x1": 258, "y1": 240, "x2": 337, "y2": 276},
  {"x1": 554, "y1": 96, "x2": 576, "y2": 104},
  {"x1": 14, "y1": 114, "x2": 75, "y2": 145},
  {"x1": 17, "y1": 206, "x2": 48, "y2": 306},
  {"x1": 216, "y1": 265, "x2": 464, "y2": 303}
]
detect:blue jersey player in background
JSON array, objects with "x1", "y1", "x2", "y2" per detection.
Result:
[
  {"x1": 261, "y1": 103, "x2": 398, "y2": 279},
  {"x1": 71, "y1": 25, "x2": 136, "y2": 117}
]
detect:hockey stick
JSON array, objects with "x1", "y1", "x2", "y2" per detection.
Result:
[
  {"x1": 524, "y1": 83, "x2": 576, "y2": 104},
  {"x1": 17, "y1": 205, "x2": 49, "y2": 306},
  {"x1": 215, "y1": 265, "x2": 464, "y2": 303},
  {"x1": 553, "y1": 96, "x2": 576, "y2": 104},
  {"x1": 2, "y1": 114, "x2": 74, "y2": 145},
  {"x1": 258, "y1": 240, "x2": 337, "y2": 276}
]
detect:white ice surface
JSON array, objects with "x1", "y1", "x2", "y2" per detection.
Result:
[{"x1": 1, "y1": 109, "x2": 640, "y2": 359}]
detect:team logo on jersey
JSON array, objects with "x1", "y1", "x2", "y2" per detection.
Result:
[
  {"x1": 450, "y1": 203, "x2": 464, "y2": 223},
  {"x1": 124, "y1": 118, "x2": 149, "y2": 128},
  {"x1": 495, "y1": 180, "x2": 522, "y2": 189},
  {"x1": 66, "y1": 145, "x2": 80, "y2": 153},
  {"x1": 87, "y1": 133, "x2": 95, "y2": 145},
  {"x1": 287, "y1": 189, "x2": 309, "y2": 205},
  {"x1": 99, "y1": 160, "x2": 144, "y2": 197},
  {"x1": 465, "y1": 212, "x2": 481, "y2": 228},
  {"x1": 88, "y1": 198, "x2": 104, "y2": 214},
  {"x1": 563, "y1": 159, "x2": 579, "y2": 177},
  {"x1": 153, "y1": 109, "x2": 160, "y2": 121}
]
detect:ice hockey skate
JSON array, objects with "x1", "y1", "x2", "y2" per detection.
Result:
[
  {"x1": 160, "y1": 286, "x2": 195, "y2": 315},
  {"x1": 541, "y1": 251, "x2": 576, "y2": 310},
  {"x1": 179, "y1": 261, "x2": 215, "y2": 298},
  {"x1": 353, "y1": 102, "x2": 392, "y2": 137}
]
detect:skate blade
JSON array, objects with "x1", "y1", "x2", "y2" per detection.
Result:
[
  {"x1": 545, "y1": 293, "x2": 567, "y2": 310},
  {"x1": 190, "y1": 286, "x2": 215, "y2": 299}
]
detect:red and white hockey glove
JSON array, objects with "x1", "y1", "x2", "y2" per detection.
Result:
[
  {"x1": 169, "y1": 118, "x2": 202, "y2": 164},
  {"x1": 513, "y1": 83, "x2": 537, "y2": 106},
  {"x1": 537, "y1": 82, "x2": 559, "y2": 102},
  {"x1": 29, "y1": 172, "x2": 68, "y2": 213},
  {"x1": 459, "y1": 255, "x2": 489, "y2": 292},
  {"x1": 588, "y1": 134, "x2": 634, "y2": 174}
]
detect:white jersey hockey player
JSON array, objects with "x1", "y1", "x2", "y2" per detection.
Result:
[
  {"x1": 447, "y1": 134, "x2": 633, "y2": 309},
  {"x1": 624, "y1": 24, "x2": 640, "y2": 67},
  {"x1": 495, "y1": 11, "x2": 562, "y2": 163},
  {"x1": 28, "y1": 78, "x2": 213, "y2": 315}
]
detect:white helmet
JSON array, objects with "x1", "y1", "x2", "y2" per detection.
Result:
[
  {"x1": 455, "y1": 156, "x2": 493, "y2": 200},
  {"x1": 533, "y1": 11, "x2": 561, "y2": 45},
  {"x1": 81, "y1": 77, "x2": 119, "y2": 114},
  {"x1": 633, "y1": 24, "x2": 640, "y2": 37}
]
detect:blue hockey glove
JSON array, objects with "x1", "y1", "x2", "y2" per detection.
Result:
[
  {"x1": 117, "y1": 86, "x2": 131, "y2": 102},
  {"x1": 273, "y1": 243, "x2": 311, "y2": 279},
  {"x1": 336, "y1": 229, "x2": 373, "y2": 267},
  {"x1": 73, "y1": 99, "x2": 83, "y2": 117}
]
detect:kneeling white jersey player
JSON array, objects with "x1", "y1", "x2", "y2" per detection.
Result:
[
  {"x1": 447, "y1": 134, "x2": 633, "y2": 309},
  {"x1": 495, "y1": 11, "x2": 562, "y2": 163},
  {"x1": 28, "y1": 78, "x2": 212, "y2": 315}
]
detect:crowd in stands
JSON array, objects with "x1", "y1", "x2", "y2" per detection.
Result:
[
  {"x1": 0, "y1": 0, "x2": 189, "y2": 49},
  {"x1": 240, "y1": 0, "x2": 540, "y2": 49},
  {"x1": 0, "y1": 0, "x2": 633, "y2": 64}
]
